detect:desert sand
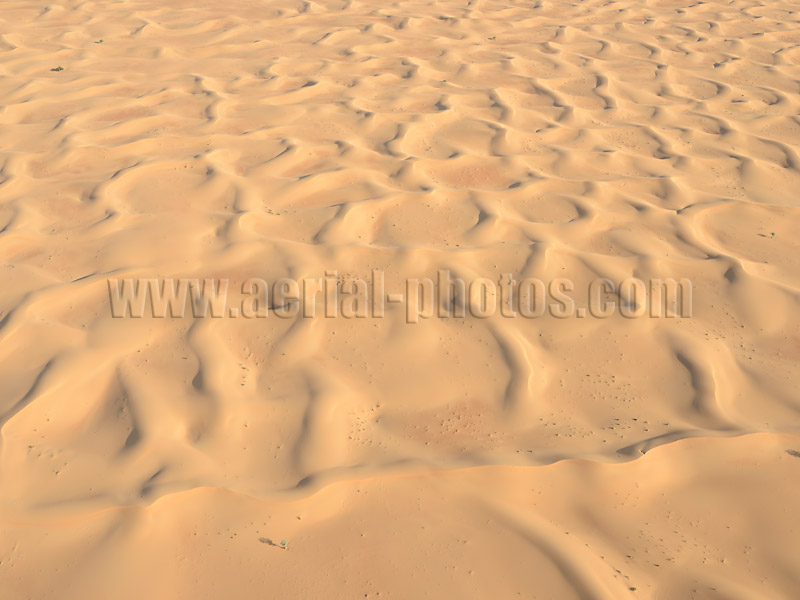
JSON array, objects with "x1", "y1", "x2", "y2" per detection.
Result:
[{"x1": 1, "y1": 0, "x2": 800, "y2": 597}]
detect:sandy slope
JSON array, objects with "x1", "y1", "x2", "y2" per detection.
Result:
[{"x1": 1, "y1": 0, "x2": 800, "y2": 597}]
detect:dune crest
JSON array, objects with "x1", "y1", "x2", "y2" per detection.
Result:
[{"x1": 1, "y1": 0, "x2": 800, "y2": 597}]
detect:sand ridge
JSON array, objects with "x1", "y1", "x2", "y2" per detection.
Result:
[{"x1": 1, "y1": 0, "x2": 800, "y2": 597}]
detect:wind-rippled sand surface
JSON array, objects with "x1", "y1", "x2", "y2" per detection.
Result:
[{"x1": 2, "y1": 0, "x2": 800, "y2": 597}]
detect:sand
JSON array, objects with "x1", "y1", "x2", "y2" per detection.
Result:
[{"x1": 1, "y1": 0, "x2": 800, "y2": 597}]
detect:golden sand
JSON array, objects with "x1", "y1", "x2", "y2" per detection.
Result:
[{"x1": 1, "y1": 0, "x2": 800, "y2": 597}]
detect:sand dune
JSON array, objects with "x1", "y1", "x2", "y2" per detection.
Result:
[{"x1": 1, "y1": 0, "x2": 800, "y2": 597}]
